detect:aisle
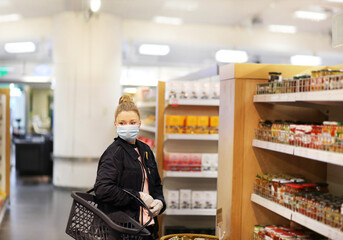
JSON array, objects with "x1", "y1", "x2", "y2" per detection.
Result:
[{"x1": 0, "y1": 173, "x2": 75, "y2": 240}]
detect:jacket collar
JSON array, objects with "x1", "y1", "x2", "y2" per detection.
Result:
[{"x1": 115, "y1": 137, "x2": 147, "y2": 160}]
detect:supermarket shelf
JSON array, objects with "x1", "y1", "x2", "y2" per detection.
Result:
[
  {"x1": 168, "y1": 99, "x2": 219, "y2": 106},
  {"x1": 165, "y1": 208, "x2": 216, "y2": 216},
  {"x1": 251, "y1": 194, "x2": 292, "y2": 220},
  {"x1": 252, "y1": 139, "x2": 343, "y2": 167},
  {"x1": 163, "y1": 171, "x2": 217, "y2": 178},
  {"x1": 294, "y1": 147, "x2": 343, "y2": 166},
  {"x1": 252, "y1": 139, "x2": 294, "y2": 155},
  {"x1": 137, "y1": 102, "x2": 156, "y2": 108},
  {"x1": 166, "y1": 134, "x2": 219, "y2": 141},
  {"x1": 0, "y1": 197, "x2": 9, "y2": 225},
  {"x1": 251, "y1": 194, "x2": 343, "y2": 240},
  {"x1": 140, "y1": 125, "x2": 156, "y2": 133},
  {"x1": 253, "y1": 90, "x2": 343, "y2": 103},
  {"x1": 292, "y1": 212, "x2": 343, "y2": 240}
]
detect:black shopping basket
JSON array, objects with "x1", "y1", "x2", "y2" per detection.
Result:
[{"x1": 66, "y1": 189, "x2": 153, "y2": 240}]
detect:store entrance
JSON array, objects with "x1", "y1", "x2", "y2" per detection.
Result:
[{"x1": 10, "y1": 83, "x2": 53, "y2": 177}]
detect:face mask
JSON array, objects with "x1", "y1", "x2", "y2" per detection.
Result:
[{"x1": 117, "y1": 124, "x2": 139, "y2": 142}]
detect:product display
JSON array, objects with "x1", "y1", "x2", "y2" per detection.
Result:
[
  {"x1": 166, "y1": 81, "x2": 220, "y2": 100},
  {"x1": 255, "y1": 120, "x2": 343, "y2": 153},
  {"x1": 164, "y1": 152, "x2": 218, "y2": 172},
  {"x1": 253, "y1": 225, "x2": 327, "y2": 240},
  {"x1": 165, "y1": 115, "x2": 219, "y2": 135},
  {"x1": 137, "y1": 136, "x2": 155, "y2": 149},
  {"x1": 254, "y1": 173, "x2": 343, "y2": 231},
  {"x1": 167, "y1": 189, "x2": 217, "y2": 210},
  {"x1": 256, "y1": 69, "x2": 343, "y2": 95}
]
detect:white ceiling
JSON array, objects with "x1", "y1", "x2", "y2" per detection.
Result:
[
  {"x1": 0, "y1": 0, "x2": 343, "y2": 66},
  {"x1": 0, "y1": 0, "x2": 341, "y2": 34}
]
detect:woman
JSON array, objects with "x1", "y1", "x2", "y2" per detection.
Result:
[{"x1": 94, "y1": 95, "x2": 166, "y2": 240}]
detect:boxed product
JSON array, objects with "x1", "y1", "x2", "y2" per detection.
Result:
[
  {"x1": 164, "y1": 152, "x2": 181, "y2": 171},
  {"x1": 209, "y1": 116, "x2": 219, "y2": 134},
  {"x1": 179, "y1": 153, "x2": 191, "y2": 171},
  {"x1": 204, "y1": 191, "x2": 217, "y2": 209},
  {"x1": 185, "y1": 116, "x2": 198, "y2": 134},
  {"x1": 196, "y1": 116, "x2": 209, "y2": 134},
  {"x1": 167, "y1": 190, "x2": 179, "y2": 209},
  {"x1": 191, "y1": 191, "x2": 205, "y2": 209},
  {"x1": 200, "y1": 82, "x2": 211, "y2": 100},
  {"x1": 202, "y1": 154, "x2": 218, "y2": 172},
  {"x1": 189, "y1": 154, "x2": 202, "y2": 172},
  {"x1": 166, "y1": 115, "x2": 184, "y2": 134},
  {"x1": 179, "y1": 189, "x2": 192, "y2": 209}
]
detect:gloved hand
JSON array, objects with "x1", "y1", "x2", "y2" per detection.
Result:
[
  {"x1": 139, "y1": 192, "x2": 154, "y2": 208},
  {"x1": 150, "y1": 199, "x2": 163, "y2": 217}
]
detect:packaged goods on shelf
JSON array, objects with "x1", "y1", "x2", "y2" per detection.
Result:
[
  {"x1": 180, "y1": 189, "x2": 192, "y2": 209},
  {"x1": 164, "y1": 152, "x2": 217, "y2": 172},
  {"x1": 141, "y1": 115, "x2": 155, "y2": 126},
  {"x1": 165, "y1": 115, "x2": 219, "y2": 135},
  {"x1": 166, "y1": 80, "x2": 219, "y2": 100},
  {"x1": 254, "y1": 173, "x2": 343, "y2": 231},
  {"x1": 134, "y1": 86, "x2": 156, "y2": 102},
  {"x1": 204, "y1": 191, "x2": 217, "y2": 209},
  {"x1": 253, "y1": 225, "x2": 327, "y2": 240},
  {"x1": 166, "y1": 189, "x2": 217, "y2": 210},
  {"x1": 137, "y1": 136, "x2": 155, "y2": 149},
  {"x1": 255, "y1": 120, "x2": 343, "y2": 153},
  {"x1": 201, "y1": 154, "x2": 218, "y2": 172},
  {"x1": 167, "y1": 190, "x2": 179, "y2": 209},
  {"x1": 191, "y1": 191, "x2": 205, "y2": 209},
  {"x1": 256, "y1": 69, "x2": 343, "y2": 95}
]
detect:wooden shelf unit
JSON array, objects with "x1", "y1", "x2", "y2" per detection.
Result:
[
  {"x1": 0, "y1": 89, "x2": 10, "y2": 225},
  {"x1": 217, "y1": 63, "x2": 343, "y2": 240}
]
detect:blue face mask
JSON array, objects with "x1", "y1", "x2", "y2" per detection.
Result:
[{"x1": 117, "y1": 125, "x2": 140, "y2": 142}]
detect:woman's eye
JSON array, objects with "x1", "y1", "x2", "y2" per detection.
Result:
[{"x1": 130, "y1": 122, "x2": 136, "y2": 125}]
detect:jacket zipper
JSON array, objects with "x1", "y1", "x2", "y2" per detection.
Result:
[{"x1": 137, "y1": 152, "x2": 146, "y2": 224}]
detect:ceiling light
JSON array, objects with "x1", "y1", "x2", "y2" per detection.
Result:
[
  {"x1": 0, "y1": 14, "x2": 22, "y2": 23},
  {"x1": 215, "y1": 50, "x2": 248, "y2": 63},
  {"x1": 290, "y1": 55, "x2": 322, "y2": 66},
  {"x1": 153, "y1": 16, "x2": 183, "y2": 25},
  {"x1": 139, "y1": 44, "x2": 170, "y2": 56},
  {"x1": 294, "y1": 10, "x2": 328, "y2": 21},
  {"x1": 327, "y1": 0, "x2": 343, "y2": 2},
  {"x1": 4, "y1": 41, "x2": 36, "y2": 53},
  {"x1": 268, "y1": 24, "x2": 297, "y2": 34},
  {"x1": 90, "y1": 0, "x2": 101, "y2": 13}
]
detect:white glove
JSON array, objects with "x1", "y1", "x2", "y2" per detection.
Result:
[
  {"x1": 150, "y1": 199, "x2": 163, "y2": 217},
  {"x1": 139, "y1": 192, "x2": 154, "y2": 208}
]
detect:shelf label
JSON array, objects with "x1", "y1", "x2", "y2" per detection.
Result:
[{"x1": 169, "y1": 98, "x2": 179, "y2": 107}]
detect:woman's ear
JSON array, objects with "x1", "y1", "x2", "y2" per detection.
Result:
[{"x1": 114, "y1": 121, "x2": 117, "y2": 127}]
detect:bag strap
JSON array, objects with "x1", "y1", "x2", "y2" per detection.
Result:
[{"x1": 86, "y1": 188, "x2": 95, "y2": 193}]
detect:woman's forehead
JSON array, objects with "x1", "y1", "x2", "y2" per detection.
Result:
[{"x1": 117, "y1": 111, "x2": 139, "y2": 120}]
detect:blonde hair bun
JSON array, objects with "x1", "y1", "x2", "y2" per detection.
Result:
[{"x1": 119, "y1": 95, "x2": 134, "y2": 105}]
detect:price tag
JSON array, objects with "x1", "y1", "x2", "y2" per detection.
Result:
[{"x1": 169, "y1": 98, "x2": 179, "y2": 107}]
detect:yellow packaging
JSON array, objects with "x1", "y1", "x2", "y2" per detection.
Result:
[
  {"x1": 178, "y1": 115, "x2": 186, "y2": 134},
  {"x1": 185, "y1": 116, "x2": 198, "y2": 134},
  {"x1": 196, "y1": 116, "x2": 209, "y2": 134},
  {"x1": 210, "y1": 116, "x2": 219, "y2": 134},
  {"x1": 166, "y1": 115, "x2": 178, "y2": 134}
]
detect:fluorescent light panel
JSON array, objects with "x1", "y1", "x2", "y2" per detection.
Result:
[
  {"x1": 0, "y1": 14, "x2": 22, "y2": 23},
  {"x1": 90, "y1": 0, "x2": 101, "y2": 12},
  {"x1": 154, "y1": 16, "x2": 183, "y2": 25},
  {"x1": 327, "y1": 0, "x2": 343, "y2": 2},
  {"x1": 139, "y1": 44, "x2": 170, "y2": 56},
  {"x1": 268, "y1": 24, "x2": 297, "y2": 34},
  {"x1": 294, "y1": 10, "x2": 328, "y2": 21},
  {"x1": 4, "y1": 41, "x2": 36, "y2": 53},
  {"x1": 290, "y1": 55, "x2": 322, "y2": 66},
  {"x1": 215, "y1": 50, "x2": 248, "y2": 63}
]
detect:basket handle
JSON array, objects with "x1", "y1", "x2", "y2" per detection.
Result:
[{"x1": 122, "y1": 189, "x2": 154, "y2": 233}]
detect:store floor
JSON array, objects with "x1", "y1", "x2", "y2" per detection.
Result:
[{"x1": 0, "y1": 172, "x2": 76, "y2": 240}]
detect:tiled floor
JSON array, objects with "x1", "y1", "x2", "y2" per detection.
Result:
[{"x1": 0, "y1": 173, "x2": 77, "y2": 240}]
